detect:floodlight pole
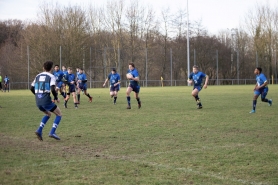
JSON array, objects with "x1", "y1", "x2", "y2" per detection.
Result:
[{"x1": 187, "y1": 0, "x2": 190, "y2": 86}]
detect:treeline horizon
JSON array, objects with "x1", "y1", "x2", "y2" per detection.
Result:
[{"x1": 0, "y1": 0, "x2": 277, "y2": 86}]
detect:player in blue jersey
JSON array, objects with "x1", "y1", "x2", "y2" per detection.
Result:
[
  {"x1": 77, "y1": 68, "x2": 93, "y2": 103},
  {"x1": 103, "y1": 68, "x2": 121, "y2": 104},
  {"x1": 61, "y1": 65, "x2": 68, "y2": 95},
  {"x1": 53, "y1": 65, "x2": 66, "y2": 100},
  {"x1": 30, "y1": 61, "x2": 62, "y2": 141},
  {"x1": 249, "y1": 67, "x2": 272, "y2": 113},
  {"x1": 126, "y1": 63, "x2": 141, "y2": 109},
  {"x1": 63, "y1": 67, "x2": 78, "y2": 108},
  {"x1": 4, "y1": 75, "x2": 10, "y2": 92},
  {"x1": 62, "y1": 66, "x2": 67, "y2": 75},
  {"x1": 187, "y1": 65, "x2": 209, "y2": 109}
]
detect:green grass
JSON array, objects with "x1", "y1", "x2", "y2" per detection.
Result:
[{"x1": 0, "y1": 85, "x2": 278, "y2": 185}]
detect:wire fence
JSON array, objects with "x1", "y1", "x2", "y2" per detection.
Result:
[{"x1": 7, "y1": 78, "x2": 278, "y2": 90}]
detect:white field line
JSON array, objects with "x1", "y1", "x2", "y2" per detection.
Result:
[{"x1": 16, "y1": 143, "x2": 268, "y2": 185}]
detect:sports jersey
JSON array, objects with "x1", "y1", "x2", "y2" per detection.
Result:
[
  {"x1": 108, "y1": 73, "x2": 121, "y2": 87},
  {"x1": 256, "y1": 73, "x2": 268, "y2": 87},
  {"x1": 4, "y1": 76, "x2": 9, "y2": 84},
  {"x1": 188, "y1": 71, "x2": 207, "y2": 87},
  {"x1": 62, "y1": 70, "x2": 68, "y2": 75},
  {"x1": 127, "y1": 68, "x2": 139, "y2": 86},
  {"x1": 31, "y1": 72, "x2": 56, "y2": 106},
  {"x1": 64, "y1": 73, "x2": 76, "y2": 86},
  {"x1": 53, "y1": 70, "x2": 64, "y2": 82},
  {"x1": 77, "y1": 73, "x2": 87, "y2": 87}
]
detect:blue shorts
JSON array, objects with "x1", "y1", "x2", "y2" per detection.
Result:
[
  {"x1": 254, "y1": 87, "x2": 268, "y2": 99},
  {"x1": 37, "y1": 102, "x2": 57, "y2": 112},
  {"x1": 78, "y1": 83, "x2": 87, "y2": 91},
  {"x1": 129, "y1": 84, "x2": 140, "y2": 93},
  {"x1": 110, "y1": 85, "x2": 119, "y2": 92},
  {"x1": 193, "y1": 86, "x2": 202, "y2": 92},
  {"x1": 65, "y1": 85, "x2": 76, "y2": 94},
  {"x1": 56, "y1": 81, "x2": 64, "y2": 89}
]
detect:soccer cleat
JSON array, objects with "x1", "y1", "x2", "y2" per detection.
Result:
[
  {"x1": 76, "y1": 101, "x2": 80, "y2": 104},
  {"x1": 138, "y1": 101, "x2": 141, "y2": 109},
  {"x1": 127, "y1": 105, "x2": 131, "y2": 109},
  {"x1": 89, "y1": 97, "x2": 92, "y2": 103},
  {"x1": 268, "y1": 99, "x2": 272, "y2": 106},
  {"x1": 35, "y1": 131, "x2": 43, "y2": 141},
  {"x1": 197, "y1": 106, "x2": 203, "y2": 109},
  {"x1": 49, "y1": 133, "x2": 60, "y2": 140},
  {"x1": 249, "y1": 110, "x2": 255, "y2": 114}
]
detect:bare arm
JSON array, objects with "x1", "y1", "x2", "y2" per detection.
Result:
[
  {"x1": 203, "y1": 75, "x2": 209, "y2": 88},
  {"x1": 103, "y1": 78, "x2": 108, "y2": 87}
]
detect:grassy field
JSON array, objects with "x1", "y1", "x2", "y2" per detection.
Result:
[{"x1": 0, "y1": 85, "x2": 277, "y2": 185}]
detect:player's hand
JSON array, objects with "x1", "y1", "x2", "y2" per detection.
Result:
[
  {"x1": 187, "y1": 80, "x2": 192, "y2": 84},
  {"x1": 114, "y1": 84, "x2": 118, "y2": 87},
  {"x1": 255, "y1": 86, "x2": 260, "y2": 90},
  {"x1": 203, "y1": 84, "x2": 207, "y2": 89}
]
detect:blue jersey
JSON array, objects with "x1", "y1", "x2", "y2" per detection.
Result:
[
  {"x1": 127, "y1": 68, "x2": 139, "y2": 86},
  {"x1": 189, "y1": 71, "x2": 207, "y2": 86},
  {"x1": 77, "y1": 73, "x2": 87, "y2": 86},
  {"x1": 53, "y1": 70, "x2": 64, "y2": 82},
  {"x1": 108, "y1": 73, "x2": 121, "y2": 87},
  {"x1": 256, "y1": 73, "x2": 268, "y2": 87},
  {"x1": 4, "y1": 77, "x2": 9, "y2": 84},
  {"x1": 31, "y1": 72, "x2": 56, "y2": 106},
  {"x1": 62, "y1": 70, "x2": 68, "y2": 75},
  {"x1": 64, "y1": 73, "x2": 76, "y2": 86}
]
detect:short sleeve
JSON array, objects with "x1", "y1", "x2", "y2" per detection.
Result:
[
  {"x1": 133, "y1": 70, "x2": 139, "y2": 78},
  {"x1": 50, "y1": 74, "x2": 56, "y2": 86}
]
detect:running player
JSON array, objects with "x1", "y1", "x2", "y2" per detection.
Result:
[
  {"x1": 77, "y1": 68, "x2": 92, "y2": 103},
  {"x1": 103, "y1": 68, "x2": 121, "y2": 104},
  {"x1": 249, "y1": 67, "x2": 272, "y2": 113},
  {"x1": 30, "y1": 61, "x2": 62, "y2": 141},
  {"x1": 53, "y1": 65, "x2": 66, "y2": 99},
  {"x1": 187, "y1": 65, "x2": 209, "y2": 109},
  {"x1": 126, "y1": 63, "x2": 141, "y2": 109},
  {"x1": 63, "y1": 67, "x2": 78, "y2": 108},
  {"x1": 4, "y1": 75, "x2": 9, "y2": 92}
]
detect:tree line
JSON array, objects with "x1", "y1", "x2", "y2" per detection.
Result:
[{"x1": 0, "y1": 0, "x2": 277, "y2": 88}]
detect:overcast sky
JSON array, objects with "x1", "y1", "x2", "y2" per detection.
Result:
[{"x1": 0, "y1": 0, "x2": 276, "y2": 34}]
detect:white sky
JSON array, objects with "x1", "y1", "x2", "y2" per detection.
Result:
[{"x1": 0, "y1": 0, "x2": 277, "y2": 34}]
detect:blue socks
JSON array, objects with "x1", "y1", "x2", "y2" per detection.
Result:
[
  {"x1": 50, "y1": 116, "x2": 62, "y2": 135},
  {"x1": 37, "y1": 115, "x2": 50, "y2": 133},
  {"x1": 127, "y1": 96, "x2": 131, "y2": 106}
]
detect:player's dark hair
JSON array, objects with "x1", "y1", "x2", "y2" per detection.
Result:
[
  {"x1": 129, "y1": 62, "x2": 135, "y2": 68},
  {"x1": 44, "y1": 61, "x2": 53, "y2": 71},
  {"x1": 193, "y1": 65, "x2": 199, "y2": 69},
  {"x1": 54, "y1": 64, "x2": 59, "y2": 68},
  {"x1": 79, "y1": 68, "x2": 83, "y2": 70},
  {"x1": 256, "y1": 67, "x2": 262, "y2": 73}
]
